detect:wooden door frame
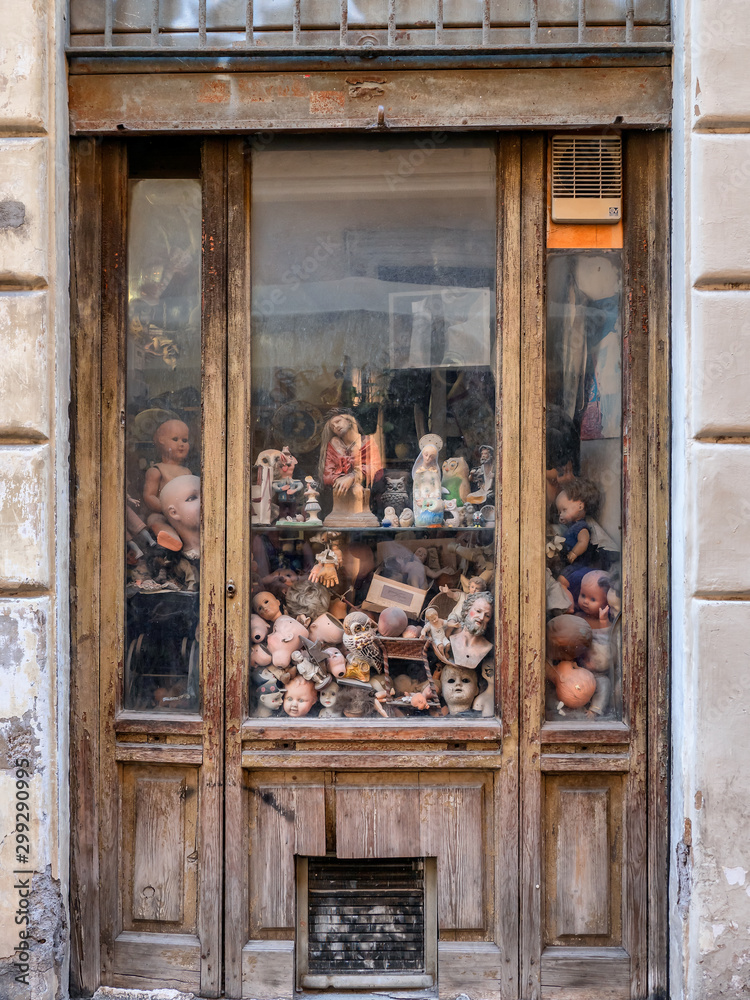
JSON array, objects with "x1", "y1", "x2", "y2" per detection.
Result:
[
  {"x1": 69, "y1": 137, "x2": 227, "y2": 997},
  {"x1": 517, "y1": 131, "x2": 670, "y2": 1000},
  {"x1": 69, "y1": 131, "x2": 670, "y2": 1000}
]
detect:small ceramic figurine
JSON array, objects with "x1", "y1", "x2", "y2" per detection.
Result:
[
  {"x1": 399, "y1": 508, "x2": 414, "y2": 527},
  {"x1": 421, "y1": 606, "x2": 450, "y2": 656},
  {"x1": 251, "y1": 670, "x2": 284, "y2": 718},
  {"x1": 381, "y1": 506, "x2": 398, "y2": 528},
  {"x1": 282, "y1": 676, "x2": 317, "y2": 717},
  {"x1": 448, "y1": 592, "x2": 494, "y2": 669},
  {"x1": 441, "y1": 456, "x2": 471, "y2": 508},
  {"x1": 252, "y1": 591, "x2": 283, "y2": 624},
  {"x1": 156, "y1": 475, "x2": 201, "y2": 558},
  {"x1": 291, "y1": 649, "x2": 328, "y2": 688},
  {"x1": 440, "y1": 664, "x2": 479, "y2": 715},
  {"x1": 252, "y1": 448, "x2": 283, "y2": 525},
  {"x1": 415, "y1": 494, "x2": 445, "y2": 527},
  {"x1": 303, "y1": 476, "x2": 322, "y2": 524},
  {"x1": 342, "y1": 611, "x2": 384, "y2": 682},
  {"x1": 318, "y1": 412, "x2": 381, "y2": 527},
  {"x1": 443, "y1": 499, "x2": 462, "y2": 527},
  {"x1": 472, "y1": 662, "x2": 495, "y2": 717},
  {"x1": 469, "y1": 444, "x2": 495, "y2": 504},
  {"x1": 318, "y1": 679, "x2": 343, "y2": 718},
  {"x1": 376, "y1": 474, "x2": 410, "y2": 520},
  {"x1": 273, "y1": 446, "x2": 304, "y2": 523},
  {"x1": 412, "y1": 434, "x2": 444, "y2": 525}
]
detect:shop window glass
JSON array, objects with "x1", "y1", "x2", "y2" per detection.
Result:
[
  {"x1": 124, "y1": 175, "x2": 202, "y2": 712},
  {"x1": 249, "y1": 136, "x2": 498, "y2": 724},
  {"x1": 545, "y1": 251, "x2": 623, "y2": 722}
]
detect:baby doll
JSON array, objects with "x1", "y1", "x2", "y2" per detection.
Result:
[
  {"x1": 143, "y1": 419, "x2": 192, "y2": 517},
  {"x1": 555, "y1": 478, "x2": 599, "y2": 564},
  {"x1": 282, "y1": 676, "x2": 317, "y2": 718},
  {"x1": 576, "y1": 571, "x2": 611, "y2": 630},
  {"x1": 420, "y1": 607, "x2": 450, "y2": 656},
  {"x1": 317, "y1": 679, "x2": 343, "y2": 718},
  {"x1": 252, "y1": 591, "x2": 283, "y2": 624}
]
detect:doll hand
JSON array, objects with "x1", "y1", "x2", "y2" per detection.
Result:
[
  {"x1": 599, "y1": 604, "x2": 610, "y2": 622},
  {"x1": 566, "y1": 551, "x2": 577, "y2": 563}
]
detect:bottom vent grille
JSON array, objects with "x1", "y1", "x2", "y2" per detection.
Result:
[{"x1": 307, "y1": 858, "x2": 426, "y2": 974}]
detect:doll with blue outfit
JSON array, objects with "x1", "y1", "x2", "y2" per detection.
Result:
[{"x1": 555, "y1": 477, "x2": 605, "y2": 602}]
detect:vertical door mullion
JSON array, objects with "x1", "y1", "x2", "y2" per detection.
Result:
[
  {"x1": 224, "y1": 137, "x2": 253, "y2": 999},
  {"x1": 497, "y1": 132, "x2": 522, "y2": 1000},
  {"x1": 199, "y1": 137, "x2": 229, "y2": 998},
  {"x1": 99, "y1": 140, "x2": 129, "y2": 984},
  {"x1": 519, "y1": 133, "x2": 547, "y2": 1000}
]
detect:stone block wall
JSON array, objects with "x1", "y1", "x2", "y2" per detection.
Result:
[
  {"x1": 0, "y1": 1, "x2": 69, "y2": 998},
  {"x1": 673, "y1": 0, "x2": 750, "y2": 996}
]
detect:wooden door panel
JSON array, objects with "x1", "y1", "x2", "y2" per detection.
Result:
[
  {"x1": 121, "y1": 765, "x2": 199, "y2": 934},
  {"x1": 248, "y1": 777, "x2": 326, "y2": 935},
  {"x1": 543, "y1": 774, "x2": 623, "y2": 948},
  {"x1": 420, "y1": 784, "x2": 484, "y2": 930},
  {"x1": 112, "y1": 932, "x2": 201, "y2": 993},
  {"x1": 335, "y1": 786, "x2": 422, "y2": 859}
]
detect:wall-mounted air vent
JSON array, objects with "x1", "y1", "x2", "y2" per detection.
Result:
[
  {"x1": 551, "y1": 135, "x2": 622, "y2": 224},
  {"x1": 296, "y1": 856, "x2": 437, "y2": 992}
]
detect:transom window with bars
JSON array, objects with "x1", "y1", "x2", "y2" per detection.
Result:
[{"x1": 69, "y1": 0, "x2": 669, "y2": 50}]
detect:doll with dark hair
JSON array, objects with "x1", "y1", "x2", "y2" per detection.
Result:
[{"x1": 555, "y1": 477, "x2": 606, "y2": 601}]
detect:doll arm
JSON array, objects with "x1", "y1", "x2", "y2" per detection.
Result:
[
  {"x1": 143, "y1": 466, "x2": 165, "y2": 514},
  {"x1": 567, "y1": 527, "x2": 590, "y2": 563}
]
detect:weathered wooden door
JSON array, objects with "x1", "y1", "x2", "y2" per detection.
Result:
[
  {"x1": 71, "y1": 138, "x2": 227, "y2": 996},
  {"x1": 70, "y1": 131, "x2": 668, "y2": 1000}
]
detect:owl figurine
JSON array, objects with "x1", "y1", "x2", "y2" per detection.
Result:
[{"x1": 342, "y1": 611, "x2": 384, "y2": 682}]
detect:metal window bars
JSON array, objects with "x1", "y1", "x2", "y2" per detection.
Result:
[{"x1": 71, "y1": 0, "x2": 668, "y2": 51}]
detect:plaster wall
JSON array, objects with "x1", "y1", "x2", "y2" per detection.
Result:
[
  {"x1": 672, "y1": 0, "x2": 750, "y2": 996},
  {"x1": 0, "y1": 0, "x2": 69, "y2": 998}
]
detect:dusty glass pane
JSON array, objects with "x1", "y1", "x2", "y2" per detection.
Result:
[
  {"x1": 545, "y1": 251, "x2": 623, "y2": 722},
  {"x1": 124, "y1": 178, "x2": 202, "y2": 712},
  {"x1": 249, "y1": 136, "x2": 497, "y2": 724}
]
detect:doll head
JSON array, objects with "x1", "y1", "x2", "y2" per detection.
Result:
[
  {"x1": 424, "y1": 607, "x2": 440, "y2": 626},
  {"x1": 252, "y1": 590, "x2": 282, "y2": 622},
  {"x1": 153, "y1": 419, "x2": 190, "y2": 464},
  {"x1": 467, "y1": 576, "x2": 489, "y2": 595},
  {"x1": 282, "y1": 676, "x2": 317, "y2": 717},
  {"x1": 159, "y1": 475, "x2": 200, "y2": 534},
  {"x1": 441, "y1": 664, "x2": 479, "y2": 714},
  {"x1": 461, "y1": 593, "x2": 494, "y2": 636},
  {"x1": 250, "y1": 614, "x2": 270, "y2": 644},
  {"x1": 578, "y1": 572, "x2": 611, "y2": 619},
  {"x1": 324, "y1": 647, "x2": 347, "y2": 679},
  {"x1": 555, "y1": 477, "x2": 601, "y2": 525},
  {"x1": 318, "y1": 679, "x2": 341, "y2": 710},
  {"x1": 251, "y1": 670, "x2": 284, "y2": 711}
]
